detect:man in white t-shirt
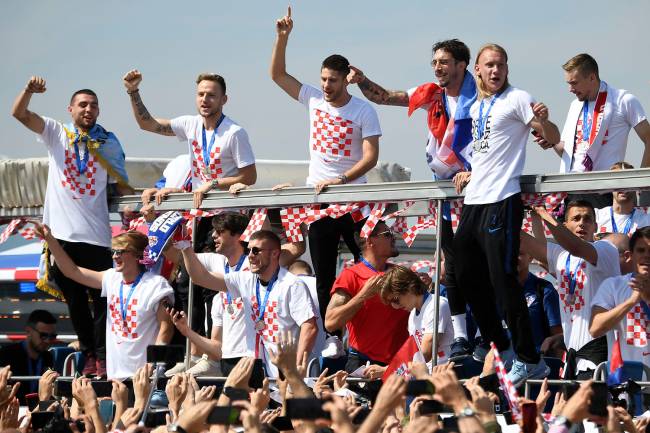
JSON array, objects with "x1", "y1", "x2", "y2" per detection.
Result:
[
  {"x1": 453, "y1": 43, "x2": 561, "y2": 386},
  {"x1": 122, "y1": 70, "x2": 257, "y2": 207},
  {"x1": 178, "y1": 229, "x2": 318, "y2": 378},
  {"x1": 521, "y1": 200, "x2": 621, "y2": 380},
  {"x1": 346, "y1": 39, "x2": 477, "y2": 359},
  {"x1": 596, "y1": 162, "x2": 650, "y2": 236},
  {"x1": 270, "y1": 7, "x2": 382, "y2": 329},
  {"x1": 591, "y1": 227, "x2": 650, "y2": 366},
  {"x1": 11, "y1": 77, "x2": 132, "y2": 378},
  {"x1": 540, "y1": 54, "x2": 650, "y2": 208}
]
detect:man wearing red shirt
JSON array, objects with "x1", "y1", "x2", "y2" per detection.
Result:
[{"x1": 324, "y1": 220, "x2": 409, "y2": 377}]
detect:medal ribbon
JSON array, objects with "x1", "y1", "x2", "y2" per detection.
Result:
[
  {"x1": 119, "y1": 272, "x2": 145, "y2": 326},
  {"x1": 476, "y1": 92, "x2": 501, "y2": 140},
  {"x1": 360, "y1": 257, "x2": 378, "y2": 273},
  {"x1": 564, "y1": 255, "x2": 583, "y2": 299},
  {"x1": 73, "y1": 128, "x2": 90, "y2": 175},
  {"x1": 255, "y1": 270, "x2": 279, "y2": 323},
  {"x1": 610, "y1": 207, "x2": 636, "y2": 235},
  {"x1": 224, "y1": 254, "x2": 246, "y2": 305},
  {"x1": 201, "y1": 114, "x2": 226, "y2": 172}
]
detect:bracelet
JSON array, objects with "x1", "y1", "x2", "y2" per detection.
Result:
[{"x1": 127, "y1": 89, "x2": 139, "y2": 95}]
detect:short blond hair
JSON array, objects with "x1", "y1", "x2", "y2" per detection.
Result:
[
  {"x1": 195, "y1": 73, "x2": 226, "y2": 94},
  {"x1": 112, "y1": 231, "x2": 148, "y2": 257},
  {"x1": 562, "y1": 54, "x2": 599, "y2": 79},
  {"x1": 474, "y1": 43, "x2": 510, "y2": 100}
]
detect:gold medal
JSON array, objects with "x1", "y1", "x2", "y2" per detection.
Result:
[{"x1": 227, "y1": 304, "x2": 234, "y2": 315}]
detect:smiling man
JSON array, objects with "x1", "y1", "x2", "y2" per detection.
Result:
[{"x1": 122, "y1": 70, "x2": 257, "y2": 208}]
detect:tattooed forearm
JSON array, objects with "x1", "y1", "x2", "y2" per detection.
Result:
[
  {"x1": 155, "y1": 123, "x2": 173, "y2": 134},
  {"x1": 130, "y1": 91, "x2": 153, "y2": 121},
  {"x1": 358, "y1": 77, "x2": 409, "y2": 107}
]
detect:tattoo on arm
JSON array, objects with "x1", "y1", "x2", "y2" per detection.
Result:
[
  {"x1": 358, "y1": 77, "x2": 409, "y2": 106},
  {"x1": 130, "y1": 91, "x2": 152, "y2": 121},
  {"x1": 327, "y1": 291, "x2": 351, "y2": 311},
  {"x1": 155, "y1": 123, "x2": 173, "y2": 134}
]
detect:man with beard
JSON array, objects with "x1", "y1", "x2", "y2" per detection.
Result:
[
  {"x1": 122, "y1": 70, "x2": 257, "y2": 208},
  {"x1": 11, "y1": 77, "x2": 131, "y2": 377},
  {"x1": 347, "y1": 39, "x2": 477, "y2": 358},
  {"x1": 324, "y1": 221, "x2": 409, "y2": 378}
]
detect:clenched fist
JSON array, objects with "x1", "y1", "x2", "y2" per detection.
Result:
[{"x1": 123, "y1": 69, "x2": 142, "y2": 92}]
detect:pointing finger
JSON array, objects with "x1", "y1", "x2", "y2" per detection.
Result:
[{"x1": 287, "y1": 5, "x2": 291, "y2": 18}]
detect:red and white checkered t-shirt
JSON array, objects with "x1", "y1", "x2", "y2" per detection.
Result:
[
  {"x1": 298, "y1": 84, "x2": 381, "y2": 186},
  {"x1": 223, "y1": 267, "x2": 316, "y2": 378},
  {"x1": 102, "y1": 269, "x2": 174, "y2": 380}
]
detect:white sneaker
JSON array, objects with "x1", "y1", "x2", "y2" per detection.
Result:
[
  {"x1": 321, "y1": 335, "x2": 345, "y2": 358},
  {"x1": 165, "y1": 361, "x2": 191, "y2": 377},
  {"x1": 186, "y1": 355, "x2": 222, "y2": 377}
]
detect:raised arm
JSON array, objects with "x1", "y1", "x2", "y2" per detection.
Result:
[
  {"x1": 533, "y1": 206, "x2": 598, "y2": 265},
  {"x1": 34, "y1": 223, "x2": 104, "y2": 289},
  {"x1": 529, "y1": 102, "x2": 561, "y2": 145},
  {"x1": 347, "y1": 66, "x2": 409, "y2": 107},
  {"x1": 178, "y1": 244, "x2": 227, "y2": 291},
  {"x1": 633, "y1": 119, "x2": 650, "y2": 168},
  {"x1": 169, "y1": 309, "x2": 222, "y2": 360},
  {"x1": 11, "y1": 76, "x2": 46, "y2": 134},
  {"x1": 122, "y1": 70, "x2": 175, "y2": 136},
  {"x1": 269, "y1": 6, "x2": 302, "y2": 101}
]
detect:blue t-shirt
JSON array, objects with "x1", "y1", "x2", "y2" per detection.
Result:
[{"x1": 522, "y1": 273, "x2": 561, "y2": 351}]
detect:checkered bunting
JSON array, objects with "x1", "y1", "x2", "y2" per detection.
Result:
[
  {"x1": 312, "y1": 109, "x2": 354, "y2": 159},
  {"x1": 521, "y1": 192, "x2": 567, "y2": 211},
  {"x1": 0, "y1": 219, "x2": 41, "y2": 244},
  {"x1": 448, "y1": 199, "x2": 463, "y2": 231},
  {"x1": 626, "y1": 305, "x2": 649, "y2": 347},
  {"x1": 250, "y1": 297, "x2": 279, "y2": 344},
  {"x1": 240, "y1": 208, "x2": 268, "y2": 242},
  {"x1": 303, "y1": 205, "x2": 328, "y2": 226},
  {"x1": 491, "y1": 342, "x2": 522, "y2": 421},
  {"x1": 280, "y1": 207, "x2": 310, "y2": 243},
  {"x1": 61, "y1": 150, "x2": 97, "y2": 196},
  {"x1": 128, "y1": 216, "x2": 147, "y2": 231},
  {"x1": 522, "y1": 215, "x2": 553, "y2": 238},
  {"x1": 410, "y1": 260, "x2": 436, "y2": 277},
  {"x1": 391, "y1": 216, "x2": 409, "y2": 235},
  {"x1": 190, "y1": 139, "x2": 223, "y2": 182},
  {"x1": 360, "y1": 203, "x2": 386, "y2": 238},
  {"x1": 182, "y1": 209, "x2": 219, "y2": 238},
  {"x1": 557, "y1": 260, "x2": 587, "y2": 314},
  {"x1": 327, "y1": 203, "x2": 362, "y2": 220},
  {"x1": 108, "y1": 294, "x2": 139, "y2": 339},
  {"x1": 402, "y1": 216, "x2": 438, "y2": 247}
]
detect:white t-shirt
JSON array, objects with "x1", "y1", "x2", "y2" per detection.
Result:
[
  {"x1": 170, "y1": 115, "x2": 255, "y2": 189},
  {"x1": 408, "y1": 293, "x2": 453, "y2": 365},
  {"x1": 295, "y1": 275, "x2": 327, "y2": 359},
  {"x1": 162, "y1": 154, "x2": 191, "y2": 189},
  {"x1": 298, "y1": 84, "x2": 382, "y2": 186},
  {"x1": 223, "y1": 267, "x2": 316, "y2": 377},
  {"x1": 592, "y1": 274, "x2": 650, "y2": 367},
  {"x1": 464, "y1": 87, "x2": 535, "y2": 205},
  {"x1": 38, "y1": 117, "x2": 112, "y2": 247},
  {"x1": 101, "y1": 269, "x2": 174, "y2": 379},
  {"x1": 199, "y1": 253, "x2": 252, "y2": 359},
  {"x1": 407, "y1": 87, "x2": 459, "y2": 180},
  {"x1": 596, "y1": 207, "x2": 650, "y2": 235},
  {"x1": 546, "y1": 241, "x2": 620, "y2": 360}
]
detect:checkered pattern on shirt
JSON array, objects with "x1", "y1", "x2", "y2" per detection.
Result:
[
  {"x1": 250, "y1": 297, "x2": 279, "y2": 344},
  {"x1": 190, "y1": 139, "x2": 223, "y2": 182},
  {"x1": 61, "y1": 149, "x2": 97, "y2": 196},
  {"x1": 240, "y1": 208, "x2": 268, "y2": 242},
  {"x1": 108, "y1": 294, "x2": 138, "y2": 339},
  {"x1": 311, "y1": 109, "x2": 354, "y2": 159},
  {"x1": 557, "y1": 260, "x2": 587, "y2": 313},
  {"x1": 626, "y1": 304, "x2": 649, "y2": 347},
  {"x1": 220, "y1": 292, "x2": 245, "y2": 321},
  {"x1": 491, "y1": 342, "x2": 521, "y2": 421}
]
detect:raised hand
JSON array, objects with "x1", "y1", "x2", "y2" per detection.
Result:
[
  {"x1": 169, "y1": 309, "x2": 191, "y2": 336},
  {"x1": 269, "y1": 331, "x2": 299, "y2": 376},
  {"x1": 452, "y1": 171, "x2": 471, "y2": 194},
  {"x1": 122, "y1": 69, "x2": 143, "y2": 92},
  {"x1": 347, "y1": 65, "x2": 366, "y2": 85},
  {"x1": 31, "y1": 221, "x2": 53, "y2": 241},
  {"x1": 531, "y1": 102, "x2": 549, "y2": 122},
  {"x1": 26, "y1": 76, "x2": 47, "y2": 93},
  {"x1": 38, "y1": 369, "x2": 59, "y2": 401},
  {"x1": 275, "y1": 6, "x2": 293, "y2": 37},
  {"x1": 224, "y1": 357, "x2": 255, "y2": 390}
]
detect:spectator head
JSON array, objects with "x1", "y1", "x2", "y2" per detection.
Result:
[
  {"x1": 356, "y1": 220, "x2": 399, "y2": 260},
  {"x1": 604, "y1": 233, "x2": 633, "y2": 274},
  {"x1": 68, "y1": 89, "x2": 99, "y2": 131},
  {"x1": 25, "y1": 309, "x2": 57, "y2": 353},
  {"x1": 610, "y1": 162, "x2": 637, "y2": 205},
  {"x1": 195, "y1": 73, "x2": 228, "y2": 119},
  {"x1": 248, "y1": 230, "x2": 281, "y2": 276},
  {"x1": 320, "y1": 54, "x2": 350, "y2": 104},
  {"x1": 431, "y1": 39, "x2": 470, "y2": 89},
  {"x1": 111, "y1": 231, "x2": 149, "y2": 273},
  {"x1": 474, "y1": 43, "x2": 509, "y2": 99},
  {"x1": 288, "y1": 259, "x2": 313, "y2": 276},
  {"x1": 212, "y1": 212, "x2": 250, "y2": 255},
  {"x1": 378, "y1": 265, "x2": 428, "y2": 311},
  {"x1": 562, "y1": 53, "x2": 600, "y2": 102},
  {"x1": 629, "y1": 227, "x2": 650, "y2": 275},
  {"x1": 564, "y1": 200, "x2": 596, "y2": 241}
]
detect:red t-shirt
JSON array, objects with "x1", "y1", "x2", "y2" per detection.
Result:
[{"x1": 330, "y1": 263, "x2": 409, "y2": 364}]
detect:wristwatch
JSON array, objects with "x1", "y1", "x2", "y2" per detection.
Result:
[
  {"x1": 337, "y1": 174, "x2": 348, "y2": 184},
  {"x1": 210, "y1": 178, "x2": 219, "y2": 190},
  {"x1": 551, "y1": 416, "x2": 572, "y2": 429},
  {"x1": 456, "y1": 406, "x2": 476, "y2": 418},
  {"x1": 168, "y1": 423, "x2": 188, "y2": 433}
]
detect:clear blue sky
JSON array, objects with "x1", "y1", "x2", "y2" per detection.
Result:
[{"x1": 1, "y1": 0, "x2": 649, "y2": 181}]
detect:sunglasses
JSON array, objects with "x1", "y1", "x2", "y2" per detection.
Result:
[
  {"x1": 248, "y1": 247, "x2": 274, "y2": 256},
  {"x1": 36, "y1": 331, "x2": 58, "y2": 341},
  {"x1": 373, "y1": 229, "x2": 394, "y2": 238},
  {"x1": 111, "y1": 249, "x2": 128, "y2": 257}
]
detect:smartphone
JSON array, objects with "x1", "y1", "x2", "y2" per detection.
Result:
[
  {"x1": 206, "y1": 406, "x2": 241, "y2": 425},
  {"x1": 31, "y1": 412, "x2": 55, "y2": 429},
  {"x1": 55, "y1": 380, "x2": 73, "y2": 398},
  {"x1": 285, "y1": 398, "x2": 330, "y2": 420},
  {"x1": 503, "y1": 411, "x2": 515, "y2": 425},
  {"x1": 478, "y1": 374, "x2": 500, "y2": 395},
  {"x1": 406, "y1": 380, "x2": 435, "y2": 397},
  {"x1": 442, "y1": 416, "x2": 459, "y2": 431},
  {"x1": 144, "y1": 409, "x2": 170, "y2": 428},
  {"x1": 589, "y1": 382, "x2": 609, "y2": 417},
  {"x1": 418, "y1": 400, "x2": 447, "y2": 416},
  {"x1": 249, "y1": 359, "x2": 266, "y2": 389},
  {"x1": 147, "y1": 344, "x2": 185, "y2": 367},
  {"x1": 270, "y1": 416, "x2": 294, "y2": 431},
  {"x1": 521, "y1": 402, "x2": 538, "y2": 433},
  {"x1": 224, "y1": 387, "x2": 249, "y2": 402},
  {"x1": 91, "y1": 380, "x2": 114, "y2": 398},
  {"x1": 98, "y1": 399, "x2": 115, "y2": 426},
  {"x1": 38, "y1": 400, "x2": 57, "y2": 411},
  {"x1": 25, "y1": 393, "x2": 39, "y2": 411}
]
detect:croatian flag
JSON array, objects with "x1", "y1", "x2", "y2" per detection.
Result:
[
  {"x1": 382, "y1": 335, "x2": 425, "y2": 381},
  {"x1": 607, "y1": 330, "x2": 626, "y2": 386}
]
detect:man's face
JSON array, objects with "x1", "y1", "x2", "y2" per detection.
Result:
[
  {"x1": 474, "y1": 49, "x2": 508, "y2": 94},
  {"x1": 564, "y1": 206, "x2": 596, "y2": 241},
  {"x1": 320, "y1": 68, "x2": 347, "y2": 103},
  {"x1": 632, "y1": 237, "x2": 650, "y2": 275},
  {"x1": 196, "y1": 80, "x2": 227, "y2": 118},
  {"x1": 27, "y1": 322, "x2": 56, "y2": 353},
  {"x1": 564, "y1": 69, "x2": 597, "y2": 102},
  {"x1": 68, "y1": 94, "x2": 99, "y2": 130},
  {"x1": 613, "y1": 190, "x2": 635, "y2": 205},
  {"x1": 432, "y1": 49, "x2": 466, "y2": 89},
  {"x1": 368, "y1": 223, "x2": 399, "y2": 259},
  {"x1": 212, "y1": 229, "x2": 240, "y2": 255},
  {"x1": 388, "y1": 292, "x2": 418, "y2": 312},
  {"x1": 247, "y1": 238, "x2": 279, "y2": 275}
]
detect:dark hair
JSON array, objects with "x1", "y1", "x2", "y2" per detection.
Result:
[
  {"x1": 196, "y1": 73, "x2": 227, "y2": 94},
  {"x1": 288, "y1": 259, "x2": 313, "y2": 276},
  {"x1": 630, "y1": 226, "x2": 650, "y2": 252},
  {"x1": 610, "y1": 161, "x2": 634, "y2": 170},
  {"x1": 565, "y1": 199, "x2": 596, "y2": 221},
  {"x1": 212, "y1": 212, "x2": 250, "y2": 235},
  {"x1": 432, "y1": 39, "x2": 470, "y2": 66},
  {"x1": 563, "y1": 53, "x2": 599, "y2": 79},
  {"x1": 69, "y1": 89, "x2": 97, "y2": 104},
  {"x1": 321, "y1": 54, "x2": 350, "y2": 77},
  {"x1": 249, "y1": 230, "x2": 281, "y2": 251},
  {"x1": 27, "y1": 309, "x2": 57, "y2": 327}
]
